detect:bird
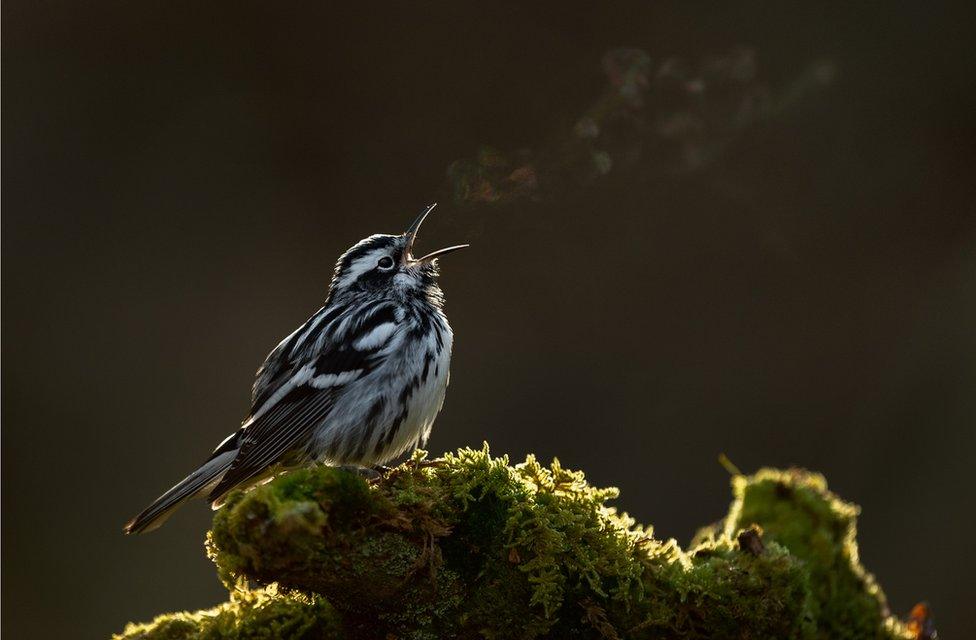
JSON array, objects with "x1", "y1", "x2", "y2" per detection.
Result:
[{"x1": 124, "y1": 204, "x2": 467, "y2": 534}]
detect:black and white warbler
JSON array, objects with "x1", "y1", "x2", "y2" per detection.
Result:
[{"x1": 124, "y1": 204, "x2": 467, "y2": 534}]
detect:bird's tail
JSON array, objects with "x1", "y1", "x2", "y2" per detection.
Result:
[{"x1": 123, "y1": 450, "x2": 236, "y2": 534}]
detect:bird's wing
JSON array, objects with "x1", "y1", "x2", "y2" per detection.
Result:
[
  {"x1": 250, "y1": 300, "x2": 398, "y2": 411},
  {"x1": 208, "y1": 301, "x2": 400, "y2": 502}
]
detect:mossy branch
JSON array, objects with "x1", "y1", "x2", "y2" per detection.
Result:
[{"x1": 115, "y1": 446, "x2": 917, "y2": 640}]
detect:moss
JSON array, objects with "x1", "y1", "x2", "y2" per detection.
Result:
[
  {"x1": 118, "y1": 447, "x2": 917, "y2": 640},
  {"x1": 722, "y1": 468, "x2": 910, "y2": 640},
  {"x1": 112, "y1": 585, "x2": 343, "y2": 640}
]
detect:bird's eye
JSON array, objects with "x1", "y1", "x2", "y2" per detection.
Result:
[{"x1": 377, "y1": 256, "x2": 395, "y2": 270}]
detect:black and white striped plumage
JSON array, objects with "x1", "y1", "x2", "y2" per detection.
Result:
[{"x1": 124, "y1": 204, "x2": 466, "y2": 534}]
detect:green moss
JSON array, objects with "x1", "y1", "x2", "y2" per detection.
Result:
[
  {"x1": 118, "y1": 447, "x2": 917, "y2": 640},
  {"x1": 112, "y1": 585, "x2": 343, "y2": 640},
  {"x1": 722, "y1": 468, "x2": 909, "y2": 640},
  {"x1": 203, "y1": 447, "x2": 657, "y2": 638}
]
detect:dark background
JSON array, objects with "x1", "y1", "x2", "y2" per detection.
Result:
[{"x1": 4, "y1": 2, "x2": 975, "y2": 638}]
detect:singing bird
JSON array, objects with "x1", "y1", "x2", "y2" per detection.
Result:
[{"x1": 124, "y1": 204, "x2": 467, "y2": 533}]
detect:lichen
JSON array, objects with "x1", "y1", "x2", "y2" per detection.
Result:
[{"x1": 117, "y1": 446, "x2": 917, "y2": 640}]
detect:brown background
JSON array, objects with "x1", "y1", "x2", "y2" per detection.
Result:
[{"x1": 3, "y1": 2, "x2": 975, "y2": 638}]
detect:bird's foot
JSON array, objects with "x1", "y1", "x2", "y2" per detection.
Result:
[{"x1": 338, "y1": 465, "x2": 384, "y2": 481}]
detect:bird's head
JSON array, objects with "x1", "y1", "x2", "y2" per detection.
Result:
[{"x1": 327, "y1": 204, "x2": 468, "y2": 304}]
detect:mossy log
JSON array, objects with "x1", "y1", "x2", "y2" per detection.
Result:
[{"x1": 116, "y1": 446, "x2": 915, "y2": 640}]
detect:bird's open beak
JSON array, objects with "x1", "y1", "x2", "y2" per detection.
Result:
[{"x1": 403, "y1": 203, "x2": 469, "y2": 264}]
